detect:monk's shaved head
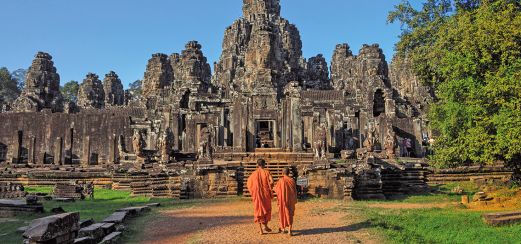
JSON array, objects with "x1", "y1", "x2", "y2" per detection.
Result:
[
  {"x1": 257, "y1": 159, "x2": 266, "y2": 168},
  {"x1": 282, "y1": 167, "x2": 290, "y2": 176}
]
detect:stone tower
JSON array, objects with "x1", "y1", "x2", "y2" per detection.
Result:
[
  {"x1": 212, "y1": 0, "x2": 305, "y2": 98},
  {"x1": 12, "y1": 52, "x2": 64, "y2": 112},
  {"x1": 170, "y1": 41, "x2": 212, "y2": 93},
  {"x1": 103, "y1": 71, "x2": 125, "y2": 107},
  {"x1": 142, "y1": 53, "x2": 173, "y2": 98},
  {"x1": 77, "y1": 73, "x2": 105, "y2": 109}
]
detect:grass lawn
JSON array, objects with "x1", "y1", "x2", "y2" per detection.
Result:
[
  {"x1": 352, "y1": 183, "x2": 521, "y2": 244},
  {"x1": 363, "y1": 207, "x2": 521, "y2": 244},
  {"x1": 0, "y1": 187, "x2": 181, "y2": 243}
]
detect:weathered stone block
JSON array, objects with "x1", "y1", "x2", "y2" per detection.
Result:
[{"x1": 23, "y1": 212, "x2": 80, "y2": 244}]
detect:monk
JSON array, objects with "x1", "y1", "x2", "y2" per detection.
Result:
[
  {"x1": 246, "y1": 159, "x2": 274, "y2": 235},
  {"x1": 274, "y1": 167, "x2": 297, "y2": 236}
]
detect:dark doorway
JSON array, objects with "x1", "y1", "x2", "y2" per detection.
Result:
[
  {"x1": 373, "y1": 89, "x2": 385, "y2": 117},
  {"x1": 255, "y1": 120, "x2": 275, "y2": 148}
]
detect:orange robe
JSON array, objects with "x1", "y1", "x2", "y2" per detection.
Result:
[
  {"x1": 247, "y1": 168, "x2": 273, "y2": 224},
  {"x1": 274, "y1": 175, "x2": 297, "y2": 229}
]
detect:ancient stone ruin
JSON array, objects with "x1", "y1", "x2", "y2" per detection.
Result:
[{"x1": 0, "y1": 0, "x2": 512, "y2": 201}]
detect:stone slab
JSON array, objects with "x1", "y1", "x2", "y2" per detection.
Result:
[
  {"x1": 99, "y1": 231, "x2": 122, "y2": 244},
  {"x1": 116, "y1": 206, "x2": 150, "y2": 216},
  {"x1": 23, "y1": 212, "x2": 80, "y2": 242},
  {"x1": 78, "y1": 223, "x2": 105, "y2": 241},
  {"x1": 102, "y1": 211, "x2": 127, "y2": 224},
  {"x1": 74, "y1": 236, "x2": 95, "y2": 244}
]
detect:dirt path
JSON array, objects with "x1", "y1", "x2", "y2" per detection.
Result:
[{"x1": 140, "y1": 199, "x2": 381, "y2": 244}]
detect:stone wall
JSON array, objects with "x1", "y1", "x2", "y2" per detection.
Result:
[{"x1": 0, "y1": 108, "x2": 145, "y2": 166}]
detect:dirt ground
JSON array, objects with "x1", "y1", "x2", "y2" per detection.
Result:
[{"x1": 140, "y1": 199, "x2": 381, "y2": 244}]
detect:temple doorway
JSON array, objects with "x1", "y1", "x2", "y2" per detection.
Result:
[{"x1": 255, "y1": 120, "x2": 275, "y2": 148}]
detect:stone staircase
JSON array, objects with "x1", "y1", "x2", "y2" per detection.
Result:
[
  {"x1": 483, "y1": 211, "x2": 521, "y2": 226},
  {"x1": 242, "y1": 161, "x2": 294, "y2": 197},
  {"x1": 381, "y1": 165, "x2": 429, "y2": 197}
]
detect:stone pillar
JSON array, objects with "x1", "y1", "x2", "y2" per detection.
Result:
[
  {"x1": 81, "y1": 136, "x2": 90, "y2": 167},
  {"x1": 172, "y1": 113, "x2": 180, "y2": 151},
  {"x1": 291, "y1": 97, "x2": 303, "y2": 152},
  {"x1": 413, "y1": 118, "x2": 424, "y2": 157},
  {"x1": 12, "y1": 131, "x2": 22, "y2": 164},
  {"x1": 28, "y1": 136, "x2": 36, "y2": 165},
  {"x1": 273, "y1": 120, "x2": 279, "y2": 148},
  {"x1": 108, "y1": 134, "x2": 116, "y2": 164},
  {"x1": 53, "y1": 137, "x2": 63, "y2": 165}
]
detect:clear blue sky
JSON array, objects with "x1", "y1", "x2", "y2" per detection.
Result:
[{"x1": 0, "y1": 0, "x2": 415, "y2": 88}]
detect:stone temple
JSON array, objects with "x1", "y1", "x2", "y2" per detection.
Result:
[{"x1": 0, "y1": 0, "x2": 442, "y2": 200}]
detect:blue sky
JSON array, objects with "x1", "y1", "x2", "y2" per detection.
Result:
[{"x1": 0, "y1": 0, "x2": 414, "y2": 88}]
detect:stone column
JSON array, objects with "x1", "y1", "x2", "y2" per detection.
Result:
[
  {"x1": 54, "y1": 137, "x2": 63, "y2": 165},
  {"x1": 108, "y1": 134, "x2": 116, "y2": 164},
  {"x1": 291, "y1": 97, "x2": 303, "y2": 152},
  {"x1": 28, "y1": 136, "x2": 36, "y2": 165},
  {"x1": 81, "y1": 136, "x2": 90, "y2": 167}
]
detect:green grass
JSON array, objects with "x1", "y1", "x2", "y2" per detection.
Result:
[
  {"x1": 0, "y1": 187, "x2": 174, "y2": 243},
  {"x1": 362, "y1": 207, "x2": 521, "y2": 244},
  {"x1": 352, "y1": 187, "x2": 521, "y2": 244}
]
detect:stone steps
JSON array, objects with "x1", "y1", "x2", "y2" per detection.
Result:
[{"x1": 483, "y1": 211, "x2": 521, "y2": 226}]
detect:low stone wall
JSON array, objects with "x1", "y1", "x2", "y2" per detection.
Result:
[
  {"x1": 300, "y1": 164, "x2": 354, "y2": 200},
  {"x1": 0, "y1": 182, "x2": 27, "y2": 199},
  {"x1": 426, "y1": 165, "x2": 513, "y2": 185}
]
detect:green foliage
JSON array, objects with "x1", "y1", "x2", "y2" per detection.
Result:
[
  {"x1": 0, "y1": 67, "x2": 21, "y2": 106},
  {"x1": 128, "y1": 80, "x2": 142, "y2": 101},
  {"x1": 390, "y1": 0, "x2": 521, "y2": 167},
  {"x1": 60, "y1": 80, "x2": 79, "y2": 103}
]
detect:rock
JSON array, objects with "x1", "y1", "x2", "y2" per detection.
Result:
[
  {"x1": 12, "y1": 52, "x2": 64, "y2": 112},
  {"x1": 78, "y1": 223, "x2": 105, "y2": 242},
  {"x1": 100, "y1": 223, "x2": 116, "y2": 235},
  {"x1": 79, "y1": 218, "x2": 95, "y2": 228},
  {"x1": 146, "y1": 203, "x2": 161, "y2": 207},
  {"x1": 451, "y1": 186, "x2": 464, "y2": 194},
  {"x1": 473, "y1": 192, "x2": 488, "y2": 202},
  {"x1": 99, "y1": 231, "x2": 122, "y2": 244},
  {"x1": 51, "y1": 207, "x2": 66, "y2": 214},
  {"x1": 102, "y1": 211, "x2": 128, "y2": 224},
  {"x1": 74, "y1": 236, "x2": 95, "y2": 244},
  {"x1": 54, "y1": 197, "x2": 75, "y2": 202},
  {"x1": 16, "y1": 226, "x2": 28, "y2": 233},
  {"x1": 461, "y1": 195, "x2": 469, "y2": 204},
  {"x1": 26, "y1": 195, "x2": 39, "y2": 205},
  {"x1": 116, "y1": 206, "x2": 151, "y2": 216},
  {"x1": 77, "y1": 73, "x2": 105, "y2": 109},
  {"x1": 23, "y1": 212, "x2": 80, "y2": 243}
]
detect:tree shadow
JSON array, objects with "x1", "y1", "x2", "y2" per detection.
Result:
[{"x1": 294, "y1": 220, "x2": 373, "y2": 236}]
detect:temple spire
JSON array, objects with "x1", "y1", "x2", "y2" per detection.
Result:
[{"x1": 242, "y1": 0, "x2": 281, "y2": 18}]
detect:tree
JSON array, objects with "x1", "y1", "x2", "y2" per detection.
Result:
[
  {"x1": 0, "y1": 67, "x2": 21, "y2": 106},
  {"x1": 128, "y1": 80, "x2": 142, "y2": 101},
  {"x1": 389, "y1": 0, "x2": 521, "y2": 167},
  {"x1": 11, "y1": 68, "x2": 26, "y2": 91},
  {"x1": 61, "y1": 80, "x2": 80, "y2": 103}
]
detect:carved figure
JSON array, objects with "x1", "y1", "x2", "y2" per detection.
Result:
[
  {"x1": 343, "y1": 127, "x2": 355, "y2": 150},
  {"x1": 363, "y1": 124, "x2": 377, "y2": 152},
  {"x1": 384, "y1": 126, "x2": 396, "y2": 159},
  {"x1": 198, "y1": 126, "x2": 212, "y2": 160},
  {"x1": 132, "y1": 130, "x2": 145, "y2": 157},
  {"x1": 159, "y1": 128, "x2": 174, "y2": 163},
  {"x1": 313, "y1": 123, "x2": 327, "y2": 160}
]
